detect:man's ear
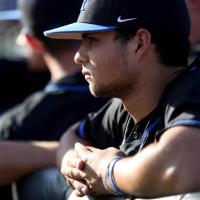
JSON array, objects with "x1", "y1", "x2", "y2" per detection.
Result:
[
  {"x1": 134, "y1": 28, "x2": 151, "y2": 61},
  {"x1": 25, "y1": 33, "x2": 45, "y2": 52}
]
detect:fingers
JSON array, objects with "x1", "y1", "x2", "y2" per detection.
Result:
[
  {"x1": 62, "y1": 151, "x2": 85, "y2": 171},
  {"x1": 75, "y1": 142, "x2": 98, "y2": 152},
  {"x1": 75, "y1": 142, "x2": 99, "y2": 161},
  {"x1": 69, "y1": 156, "x2": 85, "y2": 170},
  {"x1": 75, "y1": 142, "x2": 90, "y2": 155},
  {"x1": 64, "y1": 168, "x2": 91, "y2": 196},
  {"x1": 66, "y1": 178, "x2": 91, "y2": 197},
  {"x1": 66, "y1": 177, "x2": 75, "y2": 189},
  {"x1": 61, "y1": 166, "x2": 87, "y2": 180},
  {"x1": 74, "y1": 180, "x2": 91, "y2": 196}
]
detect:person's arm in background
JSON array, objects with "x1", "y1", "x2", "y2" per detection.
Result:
[
  {"x1": 0, "y1": 140, "x2": 58, "y2": 185},
  {"x1": 57, "y1": 122, "x2": 91, "y2": 168}
]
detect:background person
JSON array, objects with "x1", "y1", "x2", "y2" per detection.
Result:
[
  {"x1": 0, "y1": 0, "x2": 108, "y2": 141},
  {"x1": 0, "y1": 9, "x2": 50, "y2": 113}
]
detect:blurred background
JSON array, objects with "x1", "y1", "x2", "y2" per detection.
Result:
[
  {"x1": 0, "y1": 0, "x2": 50, "y2": 113},
  {"x1": 0, "y1": 0, "x2": 23, "y2": 59}
]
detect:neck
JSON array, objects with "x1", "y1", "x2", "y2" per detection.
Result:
[
  {"x1": 122, "y1": 66, "x2": 183, "y2": 123},
  {"x1": 44, "y1": 52, "x2": 81, "y2": 81}
]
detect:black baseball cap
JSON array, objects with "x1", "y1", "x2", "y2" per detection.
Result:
[
  {"x1": 44, "y1": 0, "x2": 190, "y2": 39},
  {"x1": 18, "y1": 0, "x2": 82, "y2": 41}
]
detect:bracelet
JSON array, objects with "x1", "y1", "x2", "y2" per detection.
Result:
[
  {"x1": 101, "y1": 160, "x2": 111, "y2": 193},
  {"x1": 101, "y1": 156, "x2": 125, "y2": 195},
  {"x1": 108, "y1": 156, "x2": 125, "y2": 195}
]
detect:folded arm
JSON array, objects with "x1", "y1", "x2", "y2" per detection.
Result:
[
  {"x1": 65, "y1": 126, "x2": 200, "y2": 198},
  {"x1": 113, "y1": 126, "x2": 200, "y2": 197}
]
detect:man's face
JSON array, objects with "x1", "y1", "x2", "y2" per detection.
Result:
[{"x1": 74, "y1": 31, "x2": 139, "y2": 99}]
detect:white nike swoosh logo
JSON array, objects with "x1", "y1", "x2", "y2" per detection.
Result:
[{"x1": 117, "y1": 16, "x2": 137, "y2": 23}]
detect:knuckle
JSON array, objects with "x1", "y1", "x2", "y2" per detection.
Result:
[{"x1": 67, "y1": 178, "x2": 74, "y2": 188}]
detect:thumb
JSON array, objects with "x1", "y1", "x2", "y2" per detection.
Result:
[
  {"x1": 75, "y1": 143, "x2": 99, "y2": 153},
  {"x1": 74, "y1": 142, "x2": 88, "y2": 152},
  {"x1": 75, "y1": 142, "x2": 94, "y2": 161}
]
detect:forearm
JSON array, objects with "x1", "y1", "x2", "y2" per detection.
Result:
[
  {"x1": 113, "y1": 145, "x2": 169, "y2": 198},
  {"x1": 112, "y1": 126, "x2": 200, "y2": 198},
  {"x1": 0, "y1": 141, "x2": 58, "y2": 185},
  {"x1": 57, "y1": 122, "x2": 91, "y2": 167}
]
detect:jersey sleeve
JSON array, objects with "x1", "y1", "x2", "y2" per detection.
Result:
[
  {"x1": 76, "y1": 98, "x2": 130, "y2": 149},
  {"x1": 163, "y1": 66, "x2": 200, "y2": 131}
]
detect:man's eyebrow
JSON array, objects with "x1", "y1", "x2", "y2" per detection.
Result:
[
  {"x1": 81, "y1": 33, "x2": 96, "y2": 39},
  {"x1": 81, "y1": 33, "x2": 89, "y2": 39}
]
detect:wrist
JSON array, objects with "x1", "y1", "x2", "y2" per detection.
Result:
[{"x1": 101, "y1": 156, "x2": 126, "y2": 196}]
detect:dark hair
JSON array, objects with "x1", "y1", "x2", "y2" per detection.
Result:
[
  {"x1": 18, "y1": 0, "x2": 82, "y2": 53},
  {"x1": 115, "y1": 27, "x2": 190, "y2": 67}
]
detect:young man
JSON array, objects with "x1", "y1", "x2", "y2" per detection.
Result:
[{"x1": 44, "y1": 0, "x2": 200, "y2": 199}]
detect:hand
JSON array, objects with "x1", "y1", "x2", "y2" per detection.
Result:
[
  {"x1": 74, "y1": 143, "x2": 124, "y2": 196},
  {"x1": 61, "y1": 149, "x2": 91, "y2": 196}
]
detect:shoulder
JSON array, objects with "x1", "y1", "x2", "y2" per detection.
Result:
[
  {"x1": 88, "y1": 98, "x2": 128, "y2": 123},
  {"x1": 165, "y1": 60, "x2": 200, "y2": 104},
  {"x1": 159, "y1": 59, "x2": 200, "y2": 132}
]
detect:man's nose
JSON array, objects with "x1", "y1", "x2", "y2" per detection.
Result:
[{"x1": 74, "y1": 48, "x2": 88, "y2": 65}]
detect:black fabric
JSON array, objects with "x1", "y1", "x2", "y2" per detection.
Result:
[
  {"x1": 0, "y1": 59, "x2": 50, "y2": 113},
  {"x1": 0, "y1": 72, "x2": 108, "y2": 141},
  {"x1": 45, "y1": 0, "x2": 190, "y2": 39},
  {"x1": 0, "y1": 185, "x2": 12, "y2": 200},
  {"x1": 190, "y1": 43, "x2": 200, "y2": 65},
  {"x1": 78, "y1": 0, "x2": 190, "y2": 34},
  {"x1": 77, "y1": 98, "x2": 131, "y2": 149},
  {"x1": 21, "y1": 0, "x2": 82, "y2": 40},
  {"x1": 77, "y1": 58, "x2": 200, "y2": 156}
]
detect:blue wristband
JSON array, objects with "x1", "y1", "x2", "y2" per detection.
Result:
[
  {"x1": 101, "y1": 164, "x2": 110, "y2": 193},
  {"x1": 108, "y1": 157, "x2": 125, "y2": 195}
]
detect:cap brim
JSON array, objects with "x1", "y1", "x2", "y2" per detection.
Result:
[{"x1": 44, "y1": 22, "x2": 117, "y2": 39}]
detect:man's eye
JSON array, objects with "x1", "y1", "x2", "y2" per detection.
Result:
[
  {"x1": 87, "y1": 37, "x2": 97, "y2": 42},
  {"x1": 82, "y1": 34, "x2": 98, "y2": 46}
]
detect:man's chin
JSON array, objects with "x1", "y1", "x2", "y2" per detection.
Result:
[
  {"x1": 89, "y1": 87, "x2": 113, "y2": 98},
  {"x1": 88, "y1": 87, "x2": 100, "y2": 97},
  {"x1": 89, "y1": 88, "x2": 99, "y2": 97}
]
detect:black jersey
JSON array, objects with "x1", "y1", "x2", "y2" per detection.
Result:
[
  {"x1": 0, "y1": 72, "x2": 109, "y2": 141},
  {"x1": 76, "y1": 59, "x2": 200, "y2": 156}
]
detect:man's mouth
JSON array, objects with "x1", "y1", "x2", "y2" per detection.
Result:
[{"x1": 82, "y1": 69, "x2": 92, "y2": 80}]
